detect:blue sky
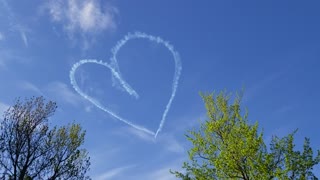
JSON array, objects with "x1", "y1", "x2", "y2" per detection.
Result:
[{"x1": 0, "y1": 0, "x2": 320, "y2": 179}]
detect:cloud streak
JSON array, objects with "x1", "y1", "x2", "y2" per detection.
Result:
[
  {"x1": 70, "y1": 32, "x2": 182, "y2": 138},
  {"x1": 20, "y1": 31, "x2": 28, "y2": 47}
]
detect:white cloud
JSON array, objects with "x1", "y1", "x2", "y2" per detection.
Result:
[
  {"x1": 84, "y1": 105, "x2": 93, "y2": 112},
  {"x1": 90, "y1": 147, "x2": 121, "y2": 170},
  {"x1": 115, "y1": 127, "x2": 185, "y2": 153},
  {"x1": 161, "y1": 135, "x2": 185, "y2": 153},
  {"x1": 93, "y1": 165, "x2": 134, "y2": 180},
  {"x1": 0, "y1": 49, "x2": 31, "y2": 69},
  {"x1": 133, "y1": 161, "x2": 185, "y2": 180},
  {"x1": 47, "y1": 0, "x2": 117, "y2": 35},
  {"x1": 45, "y1": 81, "x2": 83, "y2": 106},
  {"x1": 0, "y1": 0, "x2": 29, "y2": 47},
  {"x1": 19, "y1": 81, "x2": 43, "y2": 95},
  {"x1": 44, "y1": 81, "x2": 94, "y2": 112}
]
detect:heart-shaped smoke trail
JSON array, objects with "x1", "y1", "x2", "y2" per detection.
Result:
[{"x1": 69, "y1": 32, "x2": 182, "y2": 138}]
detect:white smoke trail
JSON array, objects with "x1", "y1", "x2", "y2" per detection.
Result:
[
  {"x1": 69, "y1": 32, "x2": 182, "y2": 138},
  {"x1": 69, "y1": 59, "x2": 153, "y2": 135}
]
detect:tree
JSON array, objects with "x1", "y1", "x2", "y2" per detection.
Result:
[
  {"x1": 0, "y1": 96, "x2": 90, "y2": 180},
  {"x1": 172, "y1": 91, "x2": 320, "y2": 180}
]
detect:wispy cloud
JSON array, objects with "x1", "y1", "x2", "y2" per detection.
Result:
[
  {"x1": 0, "y1": 49, "x2": 31, "y2": 69},
  {"x1": 43, "y1": 81, "x2": 94, "y2": 112},
  {"x1": 160, "y1": 134, "x2": 185, "y2": 153},
  {"x1": 0, "y1": 0, "x2": 29, "y2": 47},
  {"x1": 46, "y1": 0, "x2": 117, "y2": 35},
  {"x1": 44, "y1": 81, "x2": 84, "y2": 106},
  {"x1": 133, "y1": 161, "x2": 185, "y2": 180},
  {"x1": 0, "y1": 102, "x2": 9, "y2": 117},
  {"x1": 18, "y1": 81, "x2": 44, "y2": 95},
  {"x1": 116, "y1": 127, "x2": 185, "y2": 153},
  {"x1": 264, "y1": 126, "x2": 297, "y2": 148},
  {"x1": 274, "y1": 104, "x2": 296, "y2": 114},
  {"x1": 90, "y1": 147, "x2": 121, "y2": 170},
  {"x1": 20, "y1": 30, "x2": 28, "y2": 47},
  {"x1": 84, "y1": 105, "x2": 93, "y2": 112},
  {"x1": 244, "y1": 71, "x2": 283, "y2": 102},
  {"x1": 144, "y1": 167, "x2": 177, "y2": 180},
  {"x1": 93, "y1": 165, "x2": 135, "y2": 180},
  {"x1": 0, "y1": 32, "x2": 4, "y2": 41}
]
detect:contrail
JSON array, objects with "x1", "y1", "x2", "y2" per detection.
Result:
[{"x1": 69, "y1": 32, "x2": 182, "y2": 138}]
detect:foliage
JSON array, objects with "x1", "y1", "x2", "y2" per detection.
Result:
[
  {"x1": 172, "y1": 91, "x2": 320, "y2": 180},
  {"x1": 0, "y1": 96, "x2": 90, "y2": 180}
]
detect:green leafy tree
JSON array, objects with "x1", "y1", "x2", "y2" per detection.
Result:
[
  {"x1": 172, "y1": 91, "x2": 320, "y2": 180},
  {"x1": 0, "y1": 96, "x2": 90, "y2": 180}
]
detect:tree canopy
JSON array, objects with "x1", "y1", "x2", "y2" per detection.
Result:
[
  {"x1": 172, "y1": 91, "x2": 320, "y2": 180},
  {"x1": 0, "y1": 96, "x2": 90, "y2": 180}
]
